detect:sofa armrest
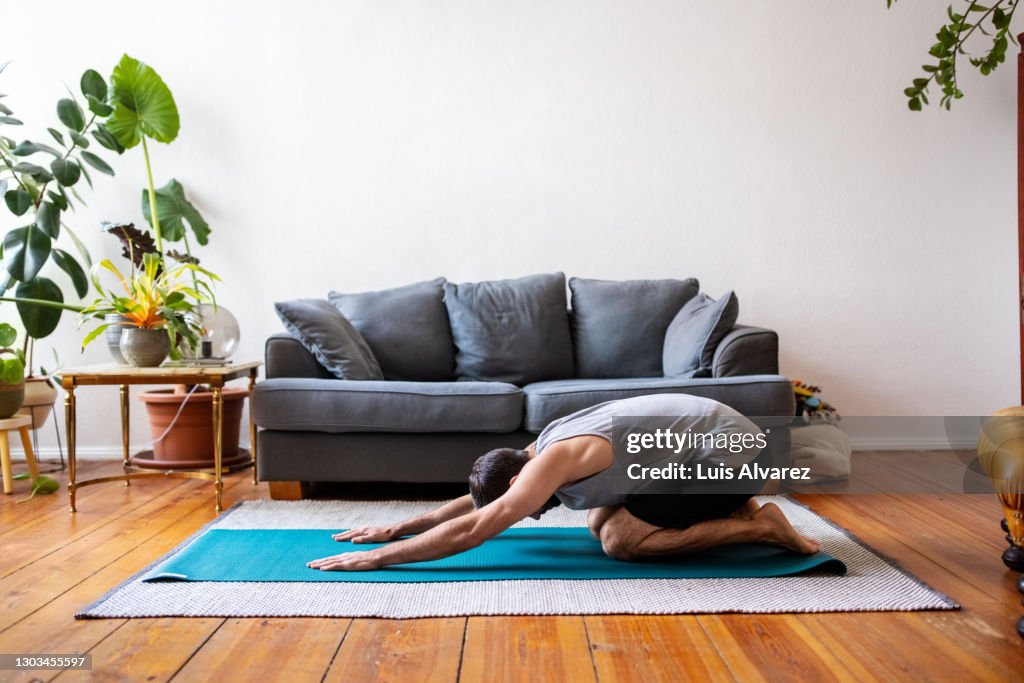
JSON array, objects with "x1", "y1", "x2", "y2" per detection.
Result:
[
  {"x1": 265, "y1": 333, "x2": 333, "y2": 379},
  {"x1": 712, "y1": 325, "x2": 779, "y2": 377}
]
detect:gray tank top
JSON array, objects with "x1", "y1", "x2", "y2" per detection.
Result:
[{"x1": 536, "y1": 394, "x2": 759, "y2": 510}]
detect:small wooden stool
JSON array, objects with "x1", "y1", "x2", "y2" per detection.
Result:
[{"x1": 0, "y1": 414, "x2": 38, "y2": 494}]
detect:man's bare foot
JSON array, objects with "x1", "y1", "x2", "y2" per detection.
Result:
[
  {"x1": 752, "y1": 503, "x2": 820, "y2": 554},
  {"x1": 731, "y1": 497, "x2": 761, "y2": 519}
]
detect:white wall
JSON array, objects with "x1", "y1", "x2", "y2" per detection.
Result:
[{"x1": 1, "y1": 0, "x2": 1017, "y2": 457}]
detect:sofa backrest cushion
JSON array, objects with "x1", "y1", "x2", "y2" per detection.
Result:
[
  {"x1": 274, "y1": 299, "x2": 384, "y2": 380},
  {"x1": 569, "y1": 277, "x2": 699, "y2": 378},
  {"x1": 443, "y1": 272, "x2": 574, "y2": 385},
  {"x1": 329, "y1": 278, "x2": 456, "y2": 381},
  {"x1": 663, "y1": 290, "x2": 739, "y2": 378}
]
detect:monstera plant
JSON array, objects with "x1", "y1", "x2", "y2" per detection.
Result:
[{"x1": 0, "y1": 60, "x2": 123, "y2": 342}]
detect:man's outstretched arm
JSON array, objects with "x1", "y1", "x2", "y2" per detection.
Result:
[
  {"x1": 332, "y1": 494, "x2": 476, "y2": 543},
  {"x1": 309, "y1": 453, "x2": 572, "y2": 571}
]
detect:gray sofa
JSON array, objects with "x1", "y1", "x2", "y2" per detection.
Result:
[{"x1": 252, "y1": 274, "x2": 795, "y2": 492}]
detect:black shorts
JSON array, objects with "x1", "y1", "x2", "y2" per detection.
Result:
[
  {"x1": 623, "y1": 491, "x2": 755, "y2": 529},
  {"x1": 622, "y1": 448, "x2": 771, "y2": 529}
]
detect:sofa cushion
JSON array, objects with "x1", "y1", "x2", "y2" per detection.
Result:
[
  {"x1": 274, "y1": 300, "x2": 383, "y2": 380},
  {"x1": 329, "y1": 278, "x2": 456, "y2": 381},
  {"x1": 521, "y1": 375, "x2": 795, "y2": 433},
  {"x1": 663, "y1": 291, "x2": 740, "y2": 378},
  {"x1": 444, "y1": 273, "x2": 574, "y2": 385},
  {"x1": 569, "y1": 277, "x2": 699, "y2": 379},
  {"x1": 253, "y1": 378, "x2": 523, "y2": 433}
]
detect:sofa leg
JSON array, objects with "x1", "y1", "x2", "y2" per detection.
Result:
[{"x1": 268, "y1": 481, "x2": 308, "y2": 500}]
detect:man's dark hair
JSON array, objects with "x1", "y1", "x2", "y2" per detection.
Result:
[{"x1": 468, "y1": 448, "x2": 530, "y2": 508}]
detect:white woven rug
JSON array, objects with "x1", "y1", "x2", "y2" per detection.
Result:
[{"x1": 77, "y1": 496, "x2": 956, "y2": 618}]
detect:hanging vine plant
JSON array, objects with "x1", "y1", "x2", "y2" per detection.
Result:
[{"x1": 888, "y1": 0, "x2": 1021, "y2": 110}]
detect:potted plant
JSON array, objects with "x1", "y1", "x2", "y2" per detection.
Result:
[
  {"x1": 0, "y1": 322, "x2": 26, "y2": 418},
  {"x1": 92, "y1": 55, "x2": 247, "y2": 470},
  {"x1": 79, "y1": 252, "x2": 214, "y2": 366},
  {"x1": 0, "y1": 60, "x2": 123, "y2": 428}
]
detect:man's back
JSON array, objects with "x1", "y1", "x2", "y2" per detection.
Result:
[{"x1": 536, "y1": 394, "x2": 760, "y2": 510}]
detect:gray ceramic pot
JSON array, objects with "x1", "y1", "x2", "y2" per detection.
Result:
[
  {"x1": 104, "y1": 314, "x2": 129, "y2": 364},
  {"x1": 119, "y1": 328, "x2": 171, "y2": 367}
]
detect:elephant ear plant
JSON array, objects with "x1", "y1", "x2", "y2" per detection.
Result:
[
  {"x1": 106, "y1": 55, "x2": 210, "y2": 274},
  {"x1": 0, "y1": 60, "x2": 123, "y2": 344}
]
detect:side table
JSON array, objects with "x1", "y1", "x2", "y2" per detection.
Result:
[{"x1": 57, "y1": 361, "x2": 261, "y2": 513}]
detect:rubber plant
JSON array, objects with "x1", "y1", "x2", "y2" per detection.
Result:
[
  {"x1": 887, "y1": 0, "x2": 1020, "y2": 110},
  {"x1": 0, "y1": 60, "x2": 124, "y2": 358}
]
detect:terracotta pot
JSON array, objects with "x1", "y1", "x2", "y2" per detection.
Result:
[
  {"x1": 17, "y1": 377, "x2": 58, "y2": 429},
  {"x1": 135, "y1": 387, "x2": 249, "y2": 469},
  {"x1": 0, "y1": 382, "x2": 24, "y2": 419}
]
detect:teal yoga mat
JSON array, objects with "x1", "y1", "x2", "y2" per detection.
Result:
[{"x1": 143, "y1": 528, "x2": 846, "y2": 582}]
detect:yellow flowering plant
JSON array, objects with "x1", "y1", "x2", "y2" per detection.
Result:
[{"x1": 79, "y1": 251, "x2": 219, "y2": 358}]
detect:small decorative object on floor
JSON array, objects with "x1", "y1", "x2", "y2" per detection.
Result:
[
  {"x1": 792, "y1": 380, "x2": 839, "y2": 424},
  {"x1": 789, "y1": 381, "x2": 849, "y2": 483},
  {"x1": 976, "y1": 408, "x2": 1024, "y2": 571},
  {"x1": 976, "y1": 407, "x2": 1024, "y2": 640}
]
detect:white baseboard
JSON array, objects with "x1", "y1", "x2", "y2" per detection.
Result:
[
  {"x1": 9, "y1": 438, "x2": 970, "y2": 462},
  {"x1": 847, "y1": 436, "x2": 976, "y2": 451},
  {"x1": 7, "y1": 445, "x2": 252, "y2": 461}
]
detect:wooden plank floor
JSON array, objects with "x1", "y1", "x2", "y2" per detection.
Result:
[{"x1": 0, "y1": 456, "x2": 1022, "y2": 682}]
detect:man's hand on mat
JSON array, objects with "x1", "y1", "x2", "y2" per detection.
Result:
[
  {"x1": 307, "y1": 550, "x2": 381, "y2": 571},
  {"x1": 332, "y1": 527, "x2": 395, "y2": 543}
]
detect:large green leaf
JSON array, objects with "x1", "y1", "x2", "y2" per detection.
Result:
[
  {"x1": 80, "y1": 151, "x2": 113, "y2": 176},
  {"x1": 3, "y1": 224, "x2": 52, "y2": 282},
  {"x1": 141, "y1": 179, "x2": 209, "y2": 244},
  {"x1": 12, "y1": 141, "x2": 60, "y2": 157},
  {"x1": 0, "y1": 358, "x2": 22, "y2": 384},
  {"x1": 15, "y1": 278, "x2": 63, "y2": 339},
  {"x1": 80, "y1": 69, "x2": 107, "y2": 101},
  {"x1": 4, "y1": 189, "x2": 31, "y2": 216},
  {"x1": 91, "y1": 124, "x2": 124, "y2": 153},
  {"x1": 50, "y1": 158, "x2": 81, "y2": 187},
  {"x1": 57, "y1": 98, "x2": 85, "y2": 132},
  {"x1": 47, "y1": 189, "x2": 68, "y2": 210},
  {"x1": 51, "y1": 249, "x2": 88, "y2": 298},
  {"x1": 0, "y1": 322, "x2": 16, "y2": 347},
  {"x1": 107, "y1": 54, "x2": 179, "y2": 149},
  {"x1": 12, "y1": 162, "x2": 53, "y2": 183},
  {"x1": 34, "y1": 201, "x2": 60, "y2": 238}
]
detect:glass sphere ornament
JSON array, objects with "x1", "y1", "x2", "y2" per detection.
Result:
[{"x1": 184, "y1": 304, "x2": 240, "y2": 359}]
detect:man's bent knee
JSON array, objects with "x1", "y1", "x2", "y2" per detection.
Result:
[
  {"x1": 587, "y1": 506, "x2": 620, "y2": 539},
  {"x1": 600, "y1": 526, "x2": 639, "y2": 562}
]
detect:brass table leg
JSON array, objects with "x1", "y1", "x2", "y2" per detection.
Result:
[
  {"x1": 249, "y1": 367, "x2": 258, "y2": 485},
  {"x1": 212, "y1": 384, "x2": 223, "y2": 513},
  {"x1": 66, "y1": 385, "x2": 77, "y2": 512},
  {"x1": 120, "y1": 384, "x2": 130, "y2": 486}
]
